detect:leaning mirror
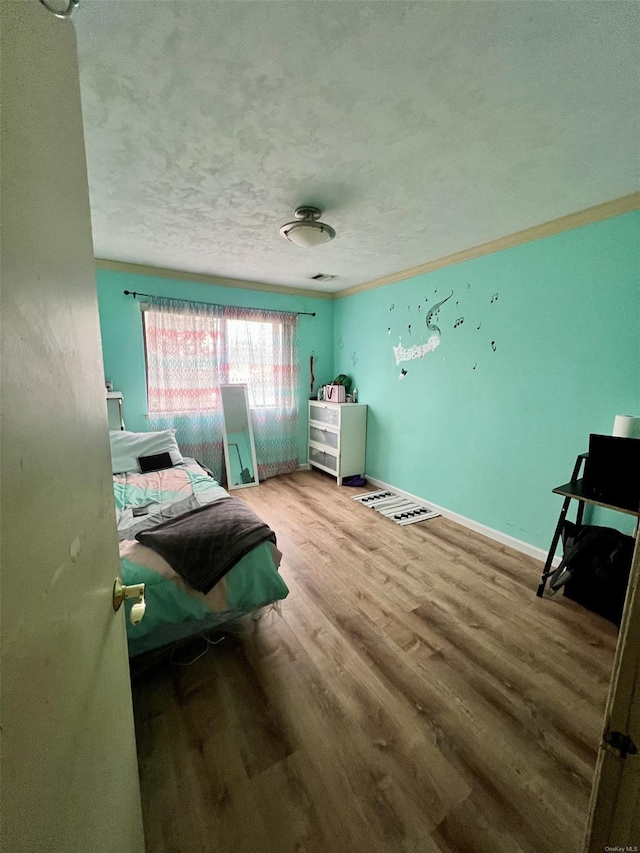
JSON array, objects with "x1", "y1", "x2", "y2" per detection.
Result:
[{"x1": 219, "y1": 384, "x2": 259, "y2": 489}]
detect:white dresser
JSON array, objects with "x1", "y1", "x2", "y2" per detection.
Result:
[{"x1": 308, "y1": 400, "x2": 368, "y2": 485}]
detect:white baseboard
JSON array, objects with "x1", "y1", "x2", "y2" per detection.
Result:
[
  {"x1": 297, "y1": 462, "x2": 311, "y2": 471},
  {"x1": 364, "y1": 474, "x2": 560, "y2": 568}
]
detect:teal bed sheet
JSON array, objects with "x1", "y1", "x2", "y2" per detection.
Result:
[{"x1": 115, "y1": 458, "x2": 288, "y2": 656}]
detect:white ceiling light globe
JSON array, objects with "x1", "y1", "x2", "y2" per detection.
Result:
[{"x1": 280, "y1": 207, "x2": 336, "y2": 248}]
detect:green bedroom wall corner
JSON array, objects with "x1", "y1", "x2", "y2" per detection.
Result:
[
  {"x1": 96, "y1": 269, "x2": 335, "y2": 464},
  {"x1": 333, "y1": 210, "x2": 640, "y2": 552}
]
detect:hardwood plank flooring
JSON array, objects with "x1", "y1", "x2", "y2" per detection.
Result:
[{"x1": 131, "y1": 470, "x2": 618, "y2": 853}]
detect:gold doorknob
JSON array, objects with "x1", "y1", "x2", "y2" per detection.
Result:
[{"x1": 113, "y1": 578, "x2": 146, "y2": 625}]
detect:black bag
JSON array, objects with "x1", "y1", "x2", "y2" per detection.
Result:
[{"x1": 549, "y1": 522, "x2": 634, "y2": 625}]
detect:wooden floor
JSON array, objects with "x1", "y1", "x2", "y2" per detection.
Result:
[{"x1": 132, "y1": 470, "x2": 618, "y2": 853}]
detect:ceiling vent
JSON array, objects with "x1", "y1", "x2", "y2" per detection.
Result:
[
  {"x1": 310, "y1": 273, "x2": 337, "y2": 282},
  {"x1": 280, "y1": 206, "x2": 336, "y2": 248}
]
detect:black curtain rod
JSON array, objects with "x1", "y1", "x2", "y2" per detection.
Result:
[{"x1": 123, "y1": 290, "x2": 316, "y2": 317}]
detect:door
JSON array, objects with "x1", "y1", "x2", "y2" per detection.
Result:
[
  {"x1": 584, "y1": 536, "x2": 640, "y2": 850},
  {"x1": 0, "y1": 2, "x2": 145, "y2": 851}
]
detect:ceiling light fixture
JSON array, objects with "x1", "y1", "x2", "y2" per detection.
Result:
[{"x1": 280, "y1": 206, "x2": 336, "y2": 248}]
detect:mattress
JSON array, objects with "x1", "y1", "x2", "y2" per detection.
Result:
[{"x1": 114, "y1": 458, "x2": 288, "y2": 656}]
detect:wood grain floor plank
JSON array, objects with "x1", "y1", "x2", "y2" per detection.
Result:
[
  {"x1": 135, "y1": 710, "x2": 183, "y2": 853},
  {"x1": 280, "y1": 588, "x2": 471, "y2": 820},
  {"x1": 211, "y1": 639, "x2": 297, "y2": 779},
  {"x1": 133, "y1": 470, "x2": 617, "y2": 853},
  {"x1": 247, "y1": 608, "x2": 445, "y2": 850},
  {"x1": 239, "y1": 617, "x2": 407, "y2": 853},
  {"x1": 335, "y1": 615, "x2": 571, "y2": 853},
  {"x1": 248, "y1": 751, "x2": 335, "y2": 853}
]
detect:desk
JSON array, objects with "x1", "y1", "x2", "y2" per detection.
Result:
[
  {"x1": 537, "y1": 454, "x2": 640, "y2": 597},
  {"x1": 553, "y1": 479, "x2": 640, "y2": 517}
]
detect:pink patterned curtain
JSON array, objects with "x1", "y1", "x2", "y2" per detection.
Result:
[
  {"x1": 143, "y1": 297, "x2": 299, "y2": 481},
  {"x1": 145, "y1": 298, "x2": 225, "y2": 415}
]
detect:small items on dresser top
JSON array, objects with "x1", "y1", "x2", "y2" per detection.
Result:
[{"x1": 316, "y1": 374, "x2": 354, "y2": 403}]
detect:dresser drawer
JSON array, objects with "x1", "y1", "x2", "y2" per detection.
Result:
[
  {"x1": 309, "y1": 402, "x2": 339, "y2": 427},
  {"x1": 308, "y1": 446, "x2": 338, "y2": 472},
  {"x1": 309, "y1": 424, "x2": 339, "y2": 451}
]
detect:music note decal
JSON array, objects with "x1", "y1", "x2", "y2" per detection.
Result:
[
  {"x1": 392, "y1": 291, "x2": 452, "y2": 365},
  {"x1": 453, "y1": 317, "x2": 464, "y2": 329},
  {"x1": 390, "y1": 304, "x2": 395, "y2": 311},
  {"x1": 491, "y1": 340, "x2": 497, "y2": 352},
  {"x1": 491, "y1": 293, "x2": 498, "y2": 303},
  {"x1": 473, "y1": 362, "x2": 477, "y2": 370},
  {"x1": 408, "y1": 324, "x2": 412, "y2": 335},
  {"x1": 399, "y1": 369, "x2": 408, "y2": 381},
  {"x1": 477, "y1": 322, "x2": 481, "y2": 330}
]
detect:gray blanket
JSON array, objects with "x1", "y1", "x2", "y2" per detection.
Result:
[{"x1": 136, "y1": 497, "x2": 276, "y2": 594}]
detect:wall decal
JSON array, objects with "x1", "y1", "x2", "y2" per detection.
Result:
[
  {"x1": 399, "y1": 369, "x2": 408, "y2": 380},
  {"x1": 386, "y1": 283, "x2": 500, "y2": 369},
  {"x1": 393, "y1": 291, "x2": 452, "y2": 365},
  {"x1": 351, "y1": 351, "x2": 359, "y2": 367}
]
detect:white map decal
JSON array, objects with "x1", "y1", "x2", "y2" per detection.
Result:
[{"x1": 392, "y1": 291, "x2": 452, "y2": 366}]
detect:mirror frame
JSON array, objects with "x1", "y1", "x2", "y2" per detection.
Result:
[{"x1": 219, "y1": 384, "x2": 259, "y2": 490}]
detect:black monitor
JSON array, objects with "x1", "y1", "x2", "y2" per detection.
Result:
[{"x1": 583, "y1": 434, "x2": 640, "y2": 512}]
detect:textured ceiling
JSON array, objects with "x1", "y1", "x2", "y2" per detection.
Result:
[{"x1": 75, "y1": 1, "x2": 639, "y2": 293}]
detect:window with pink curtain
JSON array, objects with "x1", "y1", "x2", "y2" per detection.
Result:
[{"x1": 143, "y1": 296, "x2": 299, "y2": 481}]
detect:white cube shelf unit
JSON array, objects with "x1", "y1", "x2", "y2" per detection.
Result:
[{"x1": 308, "y1": 400, "x2": 368, "y2": 485}]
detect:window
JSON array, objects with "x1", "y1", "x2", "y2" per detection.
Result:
[
  {"x1": 142, "y1": 299, "x2": 297, "y2": 415},
  {"x1": 225, "y1": 318, "x2": 278, "y2": 408},
  {"x1": 142, "y1": 297, "x2": 300, "y2": 480}
]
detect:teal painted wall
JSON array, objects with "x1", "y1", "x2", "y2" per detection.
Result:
[
  {"x1": 333, "y1": 211, "x2": 639, "y2": 549},
  {"x1": 96, "y1": 269, "x2": 335, "y2": 464},
  {"x1": 97, "y1": 213, "x2": 638, "y2": 553}
]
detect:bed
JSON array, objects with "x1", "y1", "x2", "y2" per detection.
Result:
[{"x1": 110, "y1": 430, "x2": 288, "y2": 657}]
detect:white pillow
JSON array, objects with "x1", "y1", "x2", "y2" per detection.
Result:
[{"x1": 109, "y1": 429, "x2": 184, "y2": 474}]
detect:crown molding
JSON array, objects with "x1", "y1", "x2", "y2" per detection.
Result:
[
  {"x1": 94, "y1": 258, "x2": 335, "y2": 300},
  {"x1": 95, "y1": 193, "x2": 639, "y2": 302},
  {"x1": 335, "y1": 192, "x2": 640, "y2": 299}
]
